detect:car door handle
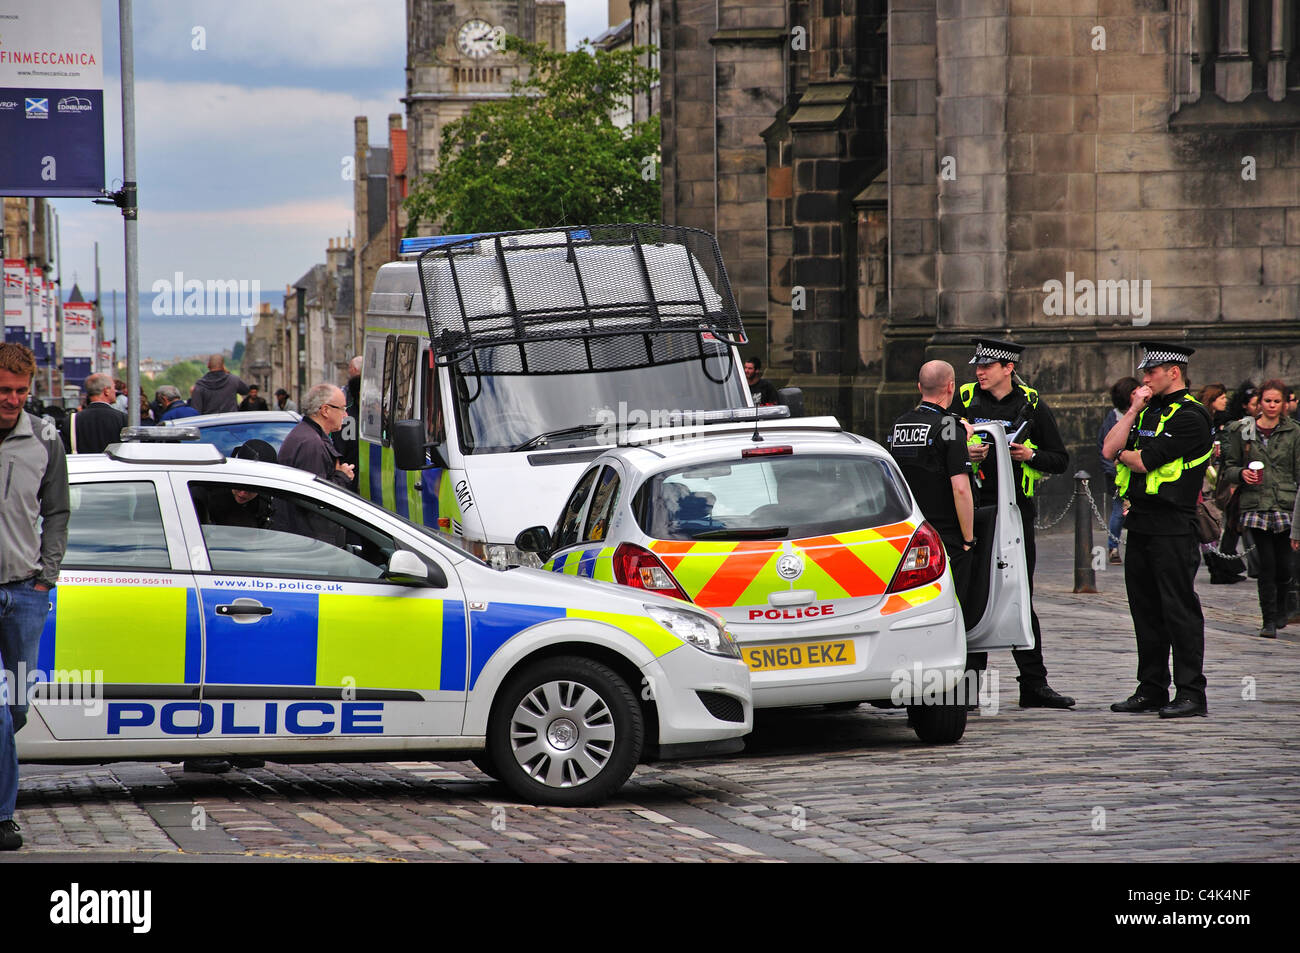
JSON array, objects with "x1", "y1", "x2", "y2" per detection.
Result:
[{"x1": 216, "y1": 600, "x2": 273, "y2": 620}]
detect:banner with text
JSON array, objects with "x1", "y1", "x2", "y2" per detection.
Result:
[{"x1": 0, "y1": 0, "x2": 105, "y2": 196}]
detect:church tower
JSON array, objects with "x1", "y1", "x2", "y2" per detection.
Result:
[{"x1": 405, "y1": 0, "x2": 566, "y2": 235}]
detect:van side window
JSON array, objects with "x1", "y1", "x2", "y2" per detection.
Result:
[
  {"x1": 379, "y1": 335, "x2": 397, "y2": 443},
  {"x1": 393, "y1": 336, "x2": 419, "y2": 423},
  {"x1": 360, "y1": 337, "x2": 386, "y2": 443},
  {"x1": 582, "y1": 467, "x2": 621, "y2": 543},
  {"x1": 554, "y1": 467, "x2": 600, "y2": 551},
  {"x1": 421, "y1": 351, "x2": 445, "y2": 445}
]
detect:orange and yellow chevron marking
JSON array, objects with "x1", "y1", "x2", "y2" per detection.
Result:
[
  {"x1": 880, "y1": 582, "x2": 943, "y2": 616},
  {"x1": 648, "y1": 523, "x2": 917, "y2": 608}
]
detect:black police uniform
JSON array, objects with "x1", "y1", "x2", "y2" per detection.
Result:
[
  {"x1": 1114, "y1": 373, "x2": 1212, "y2": 716},
  {"x1": 887, "y1": 400, "x2": 975, "y2": 601},
  {"x1": 958, "y1": 340, "x2": 1071, "y2": 702}
]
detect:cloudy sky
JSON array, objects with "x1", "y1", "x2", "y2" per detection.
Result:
[{"x1": 48, "y1": 0, "x2": 612, "y2": 299}]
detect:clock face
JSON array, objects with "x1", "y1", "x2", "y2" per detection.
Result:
[{"x1": 457, "y1": 19, "x2": 497, "y2": 59}]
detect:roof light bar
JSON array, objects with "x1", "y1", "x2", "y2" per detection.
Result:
[{"x1": 120, "y1": 426, "x2": 200, "y2": 443}]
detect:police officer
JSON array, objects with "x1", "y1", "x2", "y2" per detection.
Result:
[
  {"x1": 1103, "y1": 343, "x2": 1212, "y2": 718},
  {"x1": 889, "y1": 361, "x2": 980, "y2": 708},
  {"x1": 958, "y1": 338, "x2": 1075, "y2": 709},
  {"x1": 888, "y1": 360, "x2": 977, "y2": 599}
]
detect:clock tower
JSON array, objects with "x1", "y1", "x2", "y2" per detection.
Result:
[{"x1": 405, "y1": 0, "x2": 566, "y2": 233}]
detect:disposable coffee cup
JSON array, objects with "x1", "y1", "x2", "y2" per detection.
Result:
[{"x1": 1248, "y1": 461, "x2": 1264, "y2": 471}]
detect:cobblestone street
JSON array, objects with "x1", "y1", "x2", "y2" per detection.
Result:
[{"x1": 7, "y1": 533, "x2": 1297, "y2": 864}]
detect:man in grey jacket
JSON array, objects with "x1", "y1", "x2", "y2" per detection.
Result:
[
  {"x1": 0, "y1": 343, "x2": 69, "y2": 851},
  {"x1": 190, "y1": 354, "x2": 250, "y2": 415}
]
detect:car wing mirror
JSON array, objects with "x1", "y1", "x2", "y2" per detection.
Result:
[
  {"x1": 393, "y1": 419, "x2": 448, "y2": 470},
  {"x1": 384, "y1": 549, "x2": 444, "y2": 587},
  {"x1": 515, "y1": 525, "x2": 553, "y2": 558}
]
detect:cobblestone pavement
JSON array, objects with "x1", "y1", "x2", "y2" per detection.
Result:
[{"x1": 6, "y1": 533, "x2": 1297, "y2": 864}]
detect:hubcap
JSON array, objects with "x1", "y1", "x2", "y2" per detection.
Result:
[{"x1": 509, "y1": 680, "x2": 616, "y2": 788}]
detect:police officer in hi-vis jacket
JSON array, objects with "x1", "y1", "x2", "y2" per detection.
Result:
[
  {"x1": 958, "y1": 338, "x2": 1074, "y2": 709},
  {"x1": 1103, "y1": 342, "x2": 1213, "y2": 719}
]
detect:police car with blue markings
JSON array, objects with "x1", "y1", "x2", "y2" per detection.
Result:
[{"x1": 18, "y1": 431, "x2": 752, "y2": 806}]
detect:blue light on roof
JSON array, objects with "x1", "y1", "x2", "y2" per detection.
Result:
[{"x1": 399, "y1": 228, "x2": 593, "y2": 256}]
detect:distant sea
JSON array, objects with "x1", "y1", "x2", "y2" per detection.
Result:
[{"x1": 68, "y1": 291, "x2": 285, "y2": 364}]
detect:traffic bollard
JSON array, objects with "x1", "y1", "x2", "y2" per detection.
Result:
[{"x1": 1073, "y1": 470, "x2": 1098, "y2": 593}]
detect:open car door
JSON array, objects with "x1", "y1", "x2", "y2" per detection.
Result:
[{"x1": 961, "y1": 423, "x2": 1034, "y2": 651}]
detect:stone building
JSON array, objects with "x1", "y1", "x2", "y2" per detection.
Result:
[
  {"x1": 660, "y1": 0, "x2": 1300, "y2": 513},
  {"x1": 352, "y1": 114, "x2": 406, "y2": 359},
  {"x1": 404, "y1": 0, "x2": 566, "y2": 198},
  {"x1": 349, "y1": 1, "x2": 567, "y2": 351}
]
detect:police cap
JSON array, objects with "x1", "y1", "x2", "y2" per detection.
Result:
[
  {"x1": 969, "y1": 337, "x2": 1024, "y2": 365},
  {"x1": 1136, "y1": 342, "x2": 1194, "y2": 369}
]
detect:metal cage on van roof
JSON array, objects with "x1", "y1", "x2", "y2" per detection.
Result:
[{"x1": 413, "y1": 223, "x2": 748, "y2": 376}]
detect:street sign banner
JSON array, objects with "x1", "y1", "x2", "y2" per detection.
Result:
[
  {"x1": 3, "y1": 259, "x2": 26, "y2": 345},
  {"x1": 0, "y1": 0, "x2": 105, "y2": 196},
  {"x1": 63, "y1": 300, "x2": 94, "y2": 386}
]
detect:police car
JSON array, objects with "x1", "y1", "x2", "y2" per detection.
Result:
[
  {"x1": 18, "y1": 433, "x2": 752, "y2": 806},
  {"x1": 160, "y1": 410, "x2": 301, "y2": 454},
  {"x1": 518, "y1": 416, "x2": 1034, "y2": 743}
]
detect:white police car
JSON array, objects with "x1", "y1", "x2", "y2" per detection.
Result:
[
  {"x1": 18, "y1": 432, "x2": 752, "y2": 806},
  {"x1": 518, "y1": 416, "x2": 1034, "y2": 743}
]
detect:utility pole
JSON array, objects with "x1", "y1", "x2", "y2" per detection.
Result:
[
  {"x1": 94, "y1": 241, "x2": 101, "y2": 374},
  {"x1": 26, "y1": 198, "x2": 40, "y2": 401},
  {"x1": 55, "y1": 208, "x2": 63, "y2": 399},
  {"x1": 119, "y1": 0, "x2": 140, "y2": 426}
]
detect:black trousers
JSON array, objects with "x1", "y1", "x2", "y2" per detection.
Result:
[
  {"x1": 1242, "y1": 526, "x2": 1293, "y2": 623},
  {"x1": 964, "y1": 499, "x2": 1049, "y2": 685},
  {"x1": 1124, "y1": 530, "x2": 1207, "y2": 705}
]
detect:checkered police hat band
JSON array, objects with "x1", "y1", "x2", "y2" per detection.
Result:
[
  {"x1": 972, "y1": 344, "x2": 1017, "y2": 363},
  {"x1": 1141, "y1": 349, "x2": 1189, "y2": 366}
]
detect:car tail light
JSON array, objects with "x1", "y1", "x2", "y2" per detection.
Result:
[
  {"x1": 885, "y1": 521, "x2": 947, "y2": 592},
  {"x1": 613, "y1": 543, "x2": 692, "y2": 602}
]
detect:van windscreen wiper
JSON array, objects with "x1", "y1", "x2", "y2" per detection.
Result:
[{"x1": 513, "y1": 424, "x2": 607, "y2": 452}]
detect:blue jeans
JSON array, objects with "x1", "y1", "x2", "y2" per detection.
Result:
[
  {"x1": 0, "y1": 578, "x2": 51, "y2": 821},
  {"x1": 1108, "y1": 492, "x2": 1124, "y2": 550}
]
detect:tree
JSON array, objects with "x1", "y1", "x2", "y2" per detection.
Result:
[{"x1": 405, "y1": 37, "x2": 660, "y2": 234}]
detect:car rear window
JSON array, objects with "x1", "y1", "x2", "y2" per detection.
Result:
[{"x1": 632, "y1": 453, "x2": 913, "y2": 541}]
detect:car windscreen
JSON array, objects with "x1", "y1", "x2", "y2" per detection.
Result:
[
  {"x1": 193, "y1": 420, "x2": 298, "y2": 455},
  {"x1": 451, "y1": 336, "x2": 749, "y2": 454},
  {"x1": 633, "y1": 453, "x2": 913, "y2": 541}
]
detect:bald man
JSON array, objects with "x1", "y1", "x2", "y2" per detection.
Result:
[{"x1": 888, "y1": 360, "x2": 977, "y2": 579}]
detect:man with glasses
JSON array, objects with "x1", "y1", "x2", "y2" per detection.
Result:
[{"x1": 276, "y1": 383, "x2": 355, "y2": 545}]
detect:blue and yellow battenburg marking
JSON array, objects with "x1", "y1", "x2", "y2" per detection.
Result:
[
  {"x1": 360, "y1": 442, "x2": 437, "y2": 527},
  {"x1": 37, "y1": 584, "x2": 682, "y2": 696}
]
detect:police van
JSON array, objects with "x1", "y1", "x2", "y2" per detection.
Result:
[
  {"x1": 359, "y1": 224, "x2": 785, "y2": 569},
  {"x1": 18, "y1": 432, "x2": 753, "y2": 806}
]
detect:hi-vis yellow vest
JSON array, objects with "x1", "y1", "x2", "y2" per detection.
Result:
[
  {"x1": 1115, "y1": 396, "x2": 1213, "y2": 499},
  {"x1": 959, "y1": 382, "x2": 1045, "y2": 498}
]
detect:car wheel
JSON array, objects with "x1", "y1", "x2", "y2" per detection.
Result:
[
  {"x1": 907, "y1": 704, "x2": 967, "y2": 744},
  {"x1": 488, "y1": 656, "x2": 643, "y2": 807}
]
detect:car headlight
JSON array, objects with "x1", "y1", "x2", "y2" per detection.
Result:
[
  {"x1": 644, "y1": 605, "x2": 741, "y2": 659},
  {"x1": 471, "y1": 542, "x2": 542, "y2": 571}
]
